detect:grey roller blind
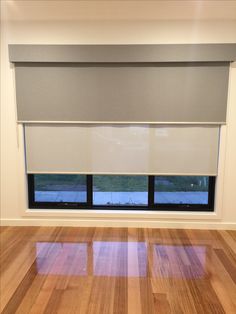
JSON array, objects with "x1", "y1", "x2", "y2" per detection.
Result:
[
  {"x1": 24, "y1": 125, "x2": 219, "y2": 175},
  {"x1": 15, "y1": 63, "x2": 229, "y2": 123}
]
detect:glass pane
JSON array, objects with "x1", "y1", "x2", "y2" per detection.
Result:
[
  {"x1": 154, "y1": 176, "x2": 209, "y2": 205},
  {"x1": 34, "y1": 174, "x2": 87, "y2": 203},
  {"x1": 93, "y1": 175, "x2": 148, "y2": 206}
]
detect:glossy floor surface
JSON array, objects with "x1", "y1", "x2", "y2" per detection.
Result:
[{"x1": 1, "y1": 227, "x2": 236, "y2": 314}]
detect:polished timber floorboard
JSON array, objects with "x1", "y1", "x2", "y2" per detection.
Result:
[{"x1": 1, "y1": 227, "x2": 236, "y2": 314}]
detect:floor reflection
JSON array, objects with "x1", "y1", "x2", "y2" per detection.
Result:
[
  {"x1": 35, "y1": 241, "x2": 207, "y2": 279},
  {"x1": 153, "y1": 245, "x2": 206, "y2": 278},
  {"x1": 36, "y1": 242, "x2": 87, "y2": 275},
  {"x1": 93, "y1": 241, "x2": 147, "y2": 277}
]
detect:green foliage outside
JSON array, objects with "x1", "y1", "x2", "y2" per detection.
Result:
[
  {"x1": 35, "y1": 175, "x2": 208, "y2": 192},
  {"x1": 93, "y1": 175, "x2": 148, "y2": 191},
  {"x1": 35, "y1": 175, "x2": 87, "y2": 191},
  {"x1": 155, "y1": 176, "x2": 208, "y2": 192}
]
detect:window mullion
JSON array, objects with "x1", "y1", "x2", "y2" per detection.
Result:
[
  {"x1": 87, "y1": 175, "x2": 93, "y2": 208},
  {"x1": 148, "y1": 176, "x2": 155, "y2": 208}
]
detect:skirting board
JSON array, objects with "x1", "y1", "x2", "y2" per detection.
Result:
[{"x1": 1, "y1": 218, "x2": 236, "y2": 230}]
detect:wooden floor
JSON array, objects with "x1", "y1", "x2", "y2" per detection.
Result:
[{"x1": 1, "y1": 227, "x2": 236, "y2": 314}]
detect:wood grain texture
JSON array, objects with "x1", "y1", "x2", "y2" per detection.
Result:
[{"x1": 0, "y1": 227, "x2": 236, "y2": 314}]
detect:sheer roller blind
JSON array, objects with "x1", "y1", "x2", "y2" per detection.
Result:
[
  {"x1": 24, "y1": 125, "x2": 219, "y2": 175},
  {"x1": 16, "y1": 63, "x2": 229, "y2": 123}
]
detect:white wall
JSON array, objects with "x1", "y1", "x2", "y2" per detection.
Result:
[{"x1": 1, "y1": 1, "x2": 236, "y2": 228}]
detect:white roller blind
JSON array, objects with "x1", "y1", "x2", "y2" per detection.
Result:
[{"x1": 24, "y1": 125, "x2": 219, "y2": 175}]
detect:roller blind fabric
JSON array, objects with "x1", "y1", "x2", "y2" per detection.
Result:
[
  {"x1": 15, "y1": 63, "x2": 229, "y2": 123},
  {"x1": 24, "y1": 125, "x2": 219, "y2": 175}
]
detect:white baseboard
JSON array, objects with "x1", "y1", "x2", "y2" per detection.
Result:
[{"x1": 1, "y1": 218, "x2": 236, "y2": 230}]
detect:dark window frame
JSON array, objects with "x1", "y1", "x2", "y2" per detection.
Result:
[
  {"x1": 28, "y1": 174, "x2": 215, "y2": 212},
  {"x1": 28, "y1": 174, "x2": 90, "y2": 210}
]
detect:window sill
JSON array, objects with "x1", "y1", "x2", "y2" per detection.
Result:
[{"x1": 24, "y1": 208, "x2": 220, "y2": 221}]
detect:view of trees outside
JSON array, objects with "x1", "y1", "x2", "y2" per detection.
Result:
[
  {"x1": 34, "y1": 175, "x2": 87, "y2": 202},
  {"x1": 35, "y1": 175, "x2": 208, "y2": 192},
  {"x1": 155, "y1": 176, "x2": 209, "y2": 192},
  {"x1": 35, "y1": 175, "x2": 87, "y2": 191},
  {"x1": 93, "y1": 175, "x2": 148, "y2": 191},
  {"x1": 34, "y1": 175, "x2": 209, "y2": 205},
  {"x1": 154, "y1": 176, "x2": 209, "y2": 205},
  {"x1": 92, "y1": 175, "x2": 148, "y2": 206}
]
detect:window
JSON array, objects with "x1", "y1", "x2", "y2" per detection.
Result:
[
  {"x1": 93, "y1": 175, "x2": 148, "y2": 206},
  {"x1": 28, "y1": 175, "x2": 215, "y2": 211},
  {"x1": 28, "y1": 174, "x2": 89, "y2": 209},
  {"x1": 154, "y1": 176, "x2": 209, "y2": 205}
]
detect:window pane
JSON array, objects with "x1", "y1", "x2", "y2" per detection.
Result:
[
  {"x1": 34, "y1": 174, "x2": 87, "y2": 203},
  {"x1": 93, "y1": 175, "x2": 148, "y2": 206},
  {"x1": 154, "y1": 176, "x2": 209, "y2": 205}
]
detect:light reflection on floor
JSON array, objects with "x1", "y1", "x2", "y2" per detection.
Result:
[
  {"x1": 36, "y1": 242, "x2": 87, "y2": 275},
  {"x1": 153, "y1": 245, "x2": 206, "y2": 278},
  {"x1": 36, "y1": 242, "x2": 206, "y2": 279},
  {"x1": 93, "y1": 241, "x2": 147, "y2": 277}
]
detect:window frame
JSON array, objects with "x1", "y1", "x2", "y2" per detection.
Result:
[
  {"x1": 150, "y1": 176, "x2": 215, "y2": 211},
  {"x1": 28, "y1": 174, "x2": 215, "y2": 212},
  {"x1": 28, "y1": 174, "x2": 91, "y2": 210}
]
